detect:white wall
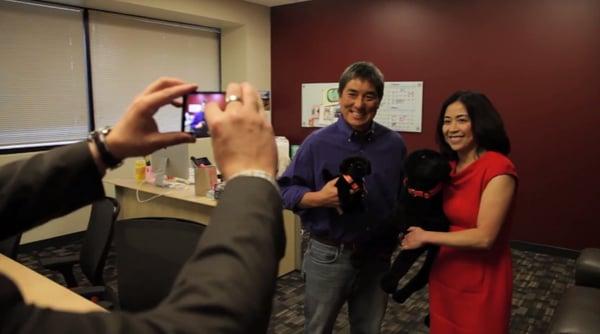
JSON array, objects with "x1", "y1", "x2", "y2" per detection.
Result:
[{"x1": 0, "y1": 0, "x2": 271, "y2": 244}]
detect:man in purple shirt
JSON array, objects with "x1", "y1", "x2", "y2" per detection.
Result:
[{"x1": 278, "y1": 61, "x2": 407, "y2": 333}]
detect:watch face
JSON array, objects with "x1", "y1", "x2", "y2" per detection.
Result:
[
  {"x1": 100, "y1": 127, "x2": 111, "y2": 136},
  {"x1": 91, "y1": 127, "x2": 122, "y2": 168}
]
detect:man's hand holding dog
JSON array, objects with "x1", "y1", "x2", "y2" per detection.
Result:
[{"x1": 299, "y1": 178, "x2": 340, "y2": 209}]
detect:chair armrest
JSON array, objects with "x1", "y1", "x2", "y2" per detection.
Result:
[
  {"x1": 575, "y1": 248, "x2": 600, "y2": 288},
  {"x1": 548, "y1": 285, "x2": 600, "y2": 334},
  {"x1": 39, "y1": 254, "x2": 79, "y2": 287},
  {"x1": 39, "y1": 254, "x2": 78, "y2": 269}
]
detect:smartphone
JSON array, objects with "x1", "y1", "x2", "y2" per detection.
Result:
[{"x1": 182, "y1": 91, "x2": 226, "y2": 138}]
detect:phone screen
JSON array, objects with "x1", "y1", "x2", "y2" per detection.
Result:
[{"x1": 182, "y1": 91, "x2": 226, "y2": 138}]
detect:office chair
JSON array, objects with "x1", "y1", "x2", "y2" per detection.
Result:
[
  {"x1": 0, "y1": 234, "x2": 22, "y2": 259},
  {"x1": 39, "y1": 197, "x2": 120, "y2": 307},
  {"x1": 114, "y1": 217, "x2": 206, "y2": 312}
]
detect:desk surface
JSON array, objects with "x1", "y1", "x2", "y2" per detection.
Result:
[
  {"x1": 106, "y1": 178, "x2": 216, "y2": 207},
  {"x1": 0, "y1": 254, "x2": 106, "y2": 313}
]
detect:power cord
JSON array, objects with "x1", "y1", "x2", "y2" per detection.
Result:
[{"x1": 134, "y1": 179, "x2": 188, "y2": 203}]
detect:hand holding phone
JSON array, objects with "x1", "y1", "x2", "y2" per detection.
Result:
[{"x1": 182, "y1": 91, "x2": 226, "y2": 138}]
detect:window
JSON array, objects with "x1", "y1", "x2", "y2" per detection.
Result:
[
  {"x1": 88, "y1": 10, "x2": 220, "y2": 133},
  {"x1": 0, "y1": 0, "x2": 88, "y2": 150},
  {"x1": 0, "y1": 1, "x2": 221, "y2": 151}
]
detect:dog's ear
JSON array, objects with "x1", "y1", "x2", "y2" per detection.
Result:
[
  {"x1": 322, "y1": 169, "x2": 334, "y2": 182},
  {"x1": 427, "y1": 152, "x2": 451, "y2": 183},
  {"x1": 339, "y1": 158, "x2": 350, "y2": 174},
  {"x1": 364, "y1": 158, "x2": 372, "y2": 175},
  {"x1": 439, "y1": 159, "x2": 451, "y2": 182}
]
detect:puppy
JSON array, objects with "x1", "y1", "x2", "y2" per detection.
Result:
[
  {"x1": 322, "y1": 156, "x2": 371, "y2": 214},
  {"x1": 380, "y1": 149, "x2": 450, "y2": 303}
]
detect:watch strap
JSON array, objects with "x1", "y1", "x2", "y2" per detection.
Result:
[{"x1": 88, "y1": 127, "x2": 123, "y2": 169}]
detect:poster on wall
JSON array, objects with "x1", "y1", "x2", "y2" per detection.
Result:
[
  {"x1": 300, "y1": 83, "x2": 341, "y2": 127},
  {"x1": 301, "y1": 81, "x2": 423, "y2": 132}
]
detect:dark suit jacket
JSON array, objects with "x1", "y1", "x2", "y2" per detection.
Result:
[{"x1": 0, "y1": 141, "x2": 285, "y2": 333}]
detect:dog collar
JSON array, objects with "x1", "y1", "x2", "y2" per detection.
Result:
[
  {"x1": 404, "y1": 178, "x2": 442, "y2": 199},
  {"x1": 342, "y1": 174, "x2": 360, "y2": 191}
]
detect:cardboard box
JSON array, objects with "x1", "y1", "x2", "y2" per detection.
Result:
[{"x1": 194, "y1": 166, "x2": 217, "y2": 196}]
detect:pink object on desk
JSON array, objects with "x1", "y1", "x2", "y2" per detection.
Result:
[
  {"x1": 194, "y1": 165, "x2": 217, "y2": 195},
  {"x1": 145, "y1": 166, "x2": 155, "y2": 184}
]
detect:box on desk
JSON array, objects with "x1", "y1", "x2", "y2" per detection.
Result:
[{"x1": 194, "y1": 166, "x2": 217, "y2": 196}]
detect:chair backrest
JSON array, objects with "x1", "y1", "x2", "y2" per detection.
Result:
[
  {"x1": 0, "y1": 234, "x2": 22, "y2": 259},
  {"x1": 79, "y1": 197, "x2": 120, "y2": 286},
  {"x1": 115, "y1": 217, "x2": 205, "y2": 312}
]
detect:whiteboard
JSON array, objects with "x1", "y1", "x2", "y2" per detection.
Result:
[{"x1": 301, "y1": 81, "x2": 423, "y2": 132}]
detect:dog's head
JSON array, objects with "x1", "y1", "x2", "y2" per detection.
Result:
[
  {"x1": 320, "y1": 156, "x2": 372, "y2": 214},
  {"x1": 404, "y1": 149, "x2": 450, "y2": 197},
  {"x1": 339, "y1": 156, "x2": 371, "y2": 183}
]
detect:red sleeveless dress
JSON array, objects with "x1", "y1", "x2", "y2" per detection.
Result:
[{"x1": 429, "y1": 151, "x2": 517, "y2": 334}]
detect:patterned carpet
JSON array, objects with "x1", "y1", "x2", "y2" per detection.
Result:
[{"x1": 17, "y1": 242, "x2": 575, "y2": 333}]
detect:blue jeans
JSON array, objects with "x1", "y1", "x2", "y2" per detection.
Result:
[{"x1": 302, "y1": 239, "x2": 390, "y2": 334}]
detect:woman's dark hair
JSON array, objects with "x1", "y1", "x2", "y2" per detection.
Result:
[
  {"x1": 435, "y1": 90, "x2": 511, "y2": 160},
  {"x1": 338, "y1": 61, "x2": 384, "y2": 100}
]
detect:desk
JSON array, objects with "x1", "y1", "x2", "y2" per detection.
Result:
[
  {"x1": 105, "y1": 178, "x2": 301, "y2": 277},
  {"x1": 0, "y1": 254, "x2": 106, "y2": 313}
]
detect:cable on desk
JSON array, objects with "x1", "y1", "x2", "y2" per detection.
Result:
[{"x1": 135, "y1": 180, "x2": 188, "y2": 203}]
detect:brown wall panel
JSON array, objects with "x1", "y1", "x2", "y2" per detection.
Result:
[{"x1": 271, "y1": 0, "x2": 600, "y2": 250}]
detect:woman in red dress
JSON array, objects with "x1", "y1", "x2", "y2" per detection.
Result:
[{"x1": 403, "y1": 91, "x2": 517, "y2": 333}]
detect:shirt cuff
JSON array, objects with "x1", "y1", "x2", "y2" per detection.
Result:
[{"x1": 228, "y1": 170, "x2": 279, "y2": 191}]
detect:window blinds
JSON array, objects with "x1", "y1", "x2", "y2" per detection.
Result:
[
  {"x1": 88, "y1": 10, "x2": 220, "y2": 133},
  {"x1": 0, "y1": 2, "x2": 220, "y2": 150},
  {"x1": 0, "y1": 1, "x2": 88, "y2": 149}
]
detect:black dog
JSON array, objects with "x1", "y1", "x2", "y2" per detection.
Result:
[
  {"x1": 380, "y1": 149, "x2": 450, "y2": 304},
  {"x1": 322, "y1": 156, "x2": 371, "y2": 214}
]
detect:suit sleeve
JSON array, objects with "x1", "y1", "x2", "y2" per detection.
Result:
[
  {"x1": 0, "y1": 176, "x2": 285, "y2": 334},
  {"x1": 153, "y1": 176, "x2": 286, "y2": 333},
  {"x1": 0, "y1": 141, "x2": 105, "y2": 239}
]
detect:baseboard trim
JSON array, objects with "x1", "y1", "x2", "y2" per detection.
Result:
[
  {"x1": 510, "y1": 240, "x2": 580, "y2": 259},
  {"x1": 18, "y1": 231, "x2": 85, "y2": 253}
]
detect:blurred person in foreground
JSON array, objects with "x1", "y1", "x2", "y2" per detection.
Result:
[{"x1": 0, "y1": 78, "x2": 284, "y2": 333}]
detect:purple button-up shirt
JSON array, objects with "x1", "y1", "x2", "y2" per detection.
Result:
[{"x1": 278, "y1": 118, "x2": 406, "y2": 243}]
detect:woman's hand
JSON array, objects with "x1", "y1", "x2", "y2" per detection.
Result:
[{"x1": 401, "y1": 226, "x2": 428, "y2": 250}]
